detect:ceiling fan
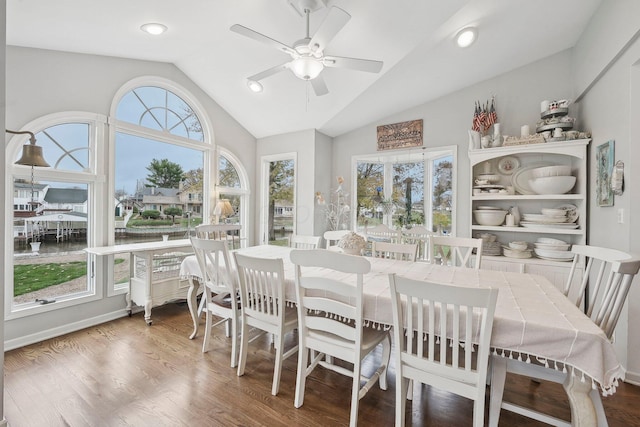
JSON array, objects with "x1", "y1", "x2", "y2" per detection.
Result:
[{"x1": 230, "y1": 0, "x2": 383, "y2": 96}]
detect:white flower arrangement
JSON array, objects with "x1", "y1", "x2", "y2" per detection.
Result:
[
  {"x1": 316, "y1": 176, "x2": 350, "y2": 231},
  {"x1": 337, "y1": 232, "x2": 366, "y2": 255}
]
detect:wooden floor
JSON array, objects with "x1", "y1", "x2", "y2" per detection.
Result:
[{"x1": 5, "y1": 302, "x2": 640, "y2": 427}]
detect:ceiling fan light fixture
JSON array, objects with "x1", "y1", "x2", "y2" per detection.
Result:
[
  {"x1": 247, "y1": 80, "x2": 263, "y2": 93},
  {"x1": 290, "y1": 56, "x2": 324, "y2": 80},
  {"x1": 140, "y1": 23, "x2": 168, "y2": 36},
  {"x1": 455, "y1": 27, "x2": 477, "y2": 48}
]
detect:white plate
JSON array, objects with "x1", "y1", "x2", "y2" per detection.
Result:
[
  {"x1": 511, "y1": 162, "x2": 556, "y2": 195},
  {"x1": 520, "y1": 222, "x2": 579, "y2": 229},
  {"x1": 498, "y1": 156, "x2": 520, "y2": 175},
  {"x1": 477, "y1": 206, "x2": 503, "y2": 210},
  {"x1": 535, "y1": 255, "x2": 574, "y2": 262},
  {"x1": 534, "y1": 248, "x2": 575, "y2": 259}
]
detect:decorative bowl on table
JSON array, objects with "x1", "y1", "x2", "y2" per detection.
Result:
[
  {"x1": 473, "y1": 210, "x2": 508, "y2": 226},
  {"x1": 337, "y1": 232, "x2": 366, "y2": 255},
  {"x1": 528, "y1": 176, "x2": 576, "y2": 195}
]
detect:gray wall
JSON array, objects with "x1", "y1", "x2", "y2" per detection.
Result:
[
  {"x1": 4, "y1": 46, "x2": 256, "y2": 346},
  {"x1": 571, "y1": 0, "x2": 640, "y2": 381},
  {"x1": 332, "y1": 50, "x2": 574, "y2": 240}
]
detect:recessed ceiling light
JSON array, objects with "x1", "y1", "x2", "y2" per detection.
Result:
[
  {"x1": 455, "y1": 27, "x2": 477, "y2": 48},
  {"x1": 247, "y1": 80, "x2": 263, "y2": 93},
  {"x1": 140, "y1": 23, "x2": 168, "y2": 36}
]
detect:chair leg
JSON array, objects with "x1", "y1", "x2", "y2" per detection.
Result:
[
  {"x1": 396, "y1": 375, "x2": 409, "y2": 426},
  {"x1": 488, "y1": 356, "x2": 507, "y2": 427},
  {"x1": 230, "y1": 315, "x2": 238, "y2": 368},
  {"x1": 236, "y1": 317, "x2": 249, "y2": 376},
  {"x1": 380, "y1": 334, "x2": 391, "y2": 390},
  {"x1": 350, "y1": 359, "x2": 362, "y2": 427},
  {"x1": 272, "y1": 332, "x2": 283, "y2": 396},
  {"x1": 202, "y1": 309, "x2": 212, "y2": 353},
  {"x1": 294, "y1": 347, "x2": 309, "y2": 408}
]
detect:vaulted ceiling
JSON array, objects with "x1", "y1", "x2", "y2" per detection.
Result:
[{"x1": 7, "y1": 0, "x2": 602, "y2": 139}]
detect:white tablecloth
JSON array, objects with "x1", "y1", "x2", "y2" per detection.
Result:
[{"x1": 180, "y1": 245, "x2": 622, "y2": 392}]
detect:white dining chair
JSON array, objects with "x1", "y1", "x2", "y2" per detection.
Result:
[
  {"x1": 323, "y1": 229, "x2": 351, "y2": 249},
  {"x1": 371, "y1": 241, "x2": 418, "y2": 262},
  {"x1": 195, "y1": 223, "x2": 242, "y2": 248},
  {"x1": 489, "y1": 254, "x2": 640, "y2": 427},
  {"x1": 389, "y1": 273, "x2": 498, "y2": 427},
  {"x1": 190, "y1": 236, "x2": 240, "y2": 367},
  {"x1": 234, "y1": 253, "x2": 298, "y2": 395},
  {"x1": 365, "y1": 223, "x2": 400, "y2": 243},
  {"x1": 401, "y1": 225, "x2": 433, "y2": 262},
  {"x1": 430, "y1": 236, "x2": 483, "y2": 269},
  {"x1": 288, "y1": 234, "x2": 322, "y2": 249},
  {"x1": 290, "y1": 249, "x2": 391, "y2": 427}
]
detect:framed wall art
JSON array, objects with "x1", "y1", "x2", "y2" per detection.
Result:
[
  {"x1": 376, "y1": 119, "x2": 423, "y2": 151},
  {"x1": 596, "y1": 140, "x2": 615, "y2": 207}
]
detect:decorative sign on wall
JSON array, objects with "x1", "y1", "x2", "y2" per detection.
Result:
[
  {"x1": 376, "y1": 119, "x2": 423, "y2": 151},
  {"x1": 596, "y1": 140, "x2": 615, "y2": 207}
]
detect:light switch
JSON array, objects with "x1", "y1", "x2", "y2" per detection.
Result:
[{"x1": 617, "y1": 208, "x2": 624, "y2": 224}]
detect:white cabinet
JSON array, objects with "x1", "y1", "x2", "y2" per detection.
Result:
[{"x1": 468, "y1": 140, "x2": 589, "y2": 290}]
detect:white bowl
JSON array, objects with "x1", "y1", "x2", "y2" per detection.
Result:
[
  {"x1": 537, "y1": 237, "x2": 568, "y2": 245},
  {"x1": 473, "y1": 210, "x2": 508, "y2": 226},
  {"x1": 534, "y1": 248, "x2": 575, "y2": 260},
  {"x1": 528, "y1": 176, "x2": 576, "y2": 195},
  {"x1": 534, "y1": 242, "x2": 571, "y2": 251},
  {"x1": 477, "y1": 174, "x2": 501, "y2": 183},
  {"x1": 509, "y1": 241, "x2": 528, "y2": 251},
  {"x1": 531, "y1": 165, "x2": 572, "y2": 178}
]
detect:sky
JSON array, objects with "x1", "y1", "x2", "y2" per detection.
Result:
[{"x1": 115, "y1": 133, "x2": 204, "y2": 194}]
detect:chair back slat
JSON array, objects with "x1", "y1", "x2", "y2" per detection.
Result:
[
  {"x1": 430, "y1": 236, "x2": 483, "y2": 269},
  {"x1": 190, "y1": 236, "x2": 235, "y2": 295},
  {"x1": 234, "y1": 253, "x2": 285, "y2": 324},
  {"x1": 564, "y1": 245, "x2": 640, "y2": 339},
  {"x1": 289, "y1": 234, "x2": 322, "y2": 249},
  {"x1": 401, "y1": 226, "x2": 433, "y2": 261},
  {"x1": 371, "y1": 241, "x2": 418, "y2": 261},
  {"x1": 389, "y1": 273, "x2": 498, "y2": 425},
  {"x1": 323, "y1": 230, "x2": 351, "y2": 249}
]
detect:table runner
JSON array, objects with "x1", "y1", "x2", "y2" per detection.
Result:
[{"x1": 180, "y1": 245, "x2": 623, "y2": 393}]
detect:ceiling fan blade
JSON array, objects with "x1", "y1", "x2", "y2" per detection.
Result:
[
  {"x1": 323, "y1": 55, "x2": 383, "y2": 73},
  {"x1": 310, "y1": 75, "x2": 329, "y2": 96},
  {"x1": 247, "y1": 62, "x2": 291, "y2": 82},
  {"x1": 308, "y1": 6, "x2": 351, "y2": 53},
  {"x1": 230, "y1": 24, "x2": 296, "y2": 56}
]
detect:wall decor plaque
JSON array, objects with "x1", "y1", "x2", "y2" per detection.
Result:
[
  {"x1": 596, "y1": 140, "x2": 615, "y2": 207},
  {"x1": 376, "y1": 119, "x2": 423, "y2": 151}
]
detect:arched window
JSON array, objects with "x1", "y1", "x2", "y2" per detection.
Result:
[
  {"x1": 6, "y1": 113, "x2": 105, "y2": 317},
  {"x1": 216, "y1": 148, "x2": 250, "y2": 244}
]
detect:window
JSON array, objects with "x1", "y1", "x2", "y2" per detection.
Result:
[
  {"x1": 6, "y1": 116, "x2": 103, "y2": 317},
  {"x1": 353, "y1": 146, "x2": 456, "y2": 234},
  {"x1": 261, "y1": 154, "x2": 296, "y2": 245}
]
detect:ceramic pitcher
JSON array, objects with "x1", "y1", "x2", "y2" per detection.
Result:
[{"x1": 468, "y1": 130, "x2": 481, "y2": 150}]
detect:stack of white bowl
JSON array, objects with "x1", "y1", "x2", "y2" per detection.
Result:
[
  {"x1": 502, "y1": 241, "x2": 532, "y2": 259},
  {"x1": 528, "y1": 165, "x2": 576, "y2": 195},
  {"x1": 533, "y1": 238, "x2": 574, "y2": 261},
  {"x1": 478, "y1": 233, "x2": 501, "y2": 256}
]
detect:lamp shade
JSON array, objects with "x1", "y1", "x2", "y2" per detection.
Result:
[{"x1": 214, "y1": 199, "x2": 234, "y2": 217}]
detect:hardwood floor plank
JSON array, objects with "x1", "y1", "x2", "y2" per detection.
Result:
[{"x1": 4, "y1": 302, "x2": 640, "y2": 426}]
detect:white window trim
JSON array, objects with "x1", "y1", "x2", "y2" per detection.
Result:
[
  {"x1": 5, "y1": 112, "x2": 108, "y2": 319},
  {"x1": 107, "y1": 77, "x2": 215, "y2": 296},
  {"x1": 260, "y1": 152, "x2": 297, "y2": 245},
  {"x1": 216, "y1": 147, "x2": 251, "y2": 246},
  {"x1": 350, "y1": 145, "x2": 457, "y2": 235}
]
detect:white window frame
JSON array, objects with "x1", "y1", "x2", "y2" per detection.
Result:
[
  {"x1": 260, "y1": 152, "x2": 297, "y2": 245},
  {"x1": 216, "y1": 147, "x2": 250, "y2": 246},
  {"x1": 350, "y1": 145, "x2": 457, "y2": 235},
  {"x1": 4, "y1": 112, "x2": 108, "y2": 319}
]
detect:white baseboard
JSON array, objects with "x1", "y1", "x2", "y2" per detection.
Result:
[
  {"x1": 624, "y1": 370, "x2": 640, "y2": 386},
  {"x1": 3, "y1": 309, "x2": 131, "y2": 351}
]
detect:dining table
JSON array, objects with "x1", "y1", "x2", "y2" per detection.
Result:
[{"x1": 180, "y1": 244, "x2": 623, "y2": 426}]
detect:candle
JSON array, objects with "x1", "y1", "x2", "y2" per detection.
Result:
[
  {"x1": 505, "y1": 214, "x2": 515, "y2": 227},
  {"x1": 521, "y1": 125, "x2": 530, "y2": 137}
]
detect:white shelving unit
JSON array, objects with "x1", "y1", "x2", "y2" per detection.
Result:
[{"x1": 468, "y1": 139, "x2": 590, "y2": 290}]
